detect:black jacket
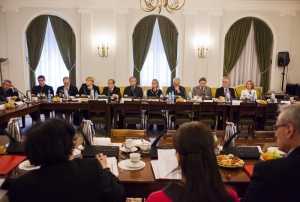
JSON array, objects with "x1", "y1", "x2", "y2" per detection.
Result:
[
  {"x1": 78, "y1": 84, "x2": 100, "y2": 96},
  {"x1": 215, "y1": 87, "x2": 236, "y2": 98},
  {"x1": 31, "y1": 85, "x2": 54, "y2": 96},
  {"x1": 56, "y1": 85, "x2": 79, "y2": 96},
  {"x1": 102, "y1": 86, "x2": 121, "y2": 98},
  {"x1": 166, "y1": 86, "x2": 186, "y2": 98},
  {"x1": 0, "y1": 87, "x2": 18, "y2": 101},
  {"x1": 123, "y1": 86, "x2": 143, "y2": 98}
]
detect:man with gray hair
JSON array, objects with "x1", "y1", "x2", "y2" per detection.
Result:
[
  {"x1": 0, "y1": 79, "x2": 19, "y2": 101},
  {"x1": 166, "y1": 77, "x2": 186, "y2": 98},
  {"x1": 123, "y1": 76, "x2": 143, "y2": 98},
  {"x1": 241, "y1": 104, "x2": 300, "y2": 202}
]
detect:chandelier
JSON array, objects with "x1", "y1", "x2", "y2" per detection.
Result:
[{"x1": 140, "y1": 0, "x2": 185, "y2": 14}]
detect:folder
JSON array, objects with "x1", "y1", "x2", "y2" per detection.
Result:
[
  {"x1": 243, "y1": 165, "x2": 254, "y2": 177},
  {"x1": 0, "y1": 155, "x2": 26, "y2": 175}
]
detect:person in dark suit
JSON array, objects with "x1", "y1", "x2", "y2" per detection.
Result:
[
  {"x1": 192, "y1": 77, "x2": 212, "y2": 99},
  {"x1": 9, "y1": 119, "x2": 126, "y2": 202},
  {"x1": 56, "y1": 77, "x2": 79, "y2": 120},
  {"x1": 241, "y1": 104, "x2": 300, "y2": 202},
  {"x1": 0, "y1": 79, "x2": 19, "y2": 102},
  {"x1": 30, "y1": 75, "x2": 54, "y2": 121},
  {"x1": 215, "y1": 77, "x2": 236, "y2": 99},
  {"x1": 56, "y1": 76, "x2": 79, "y2": 97},
  {"x1": 102, "y1": 79, "x2": 121, "y2": 98},
  {"x1": 123, "y1": 76, "x2": 143, "y2": 98},
  {"x1": 166, "y1": 77, "x2": 186, "y2": 98},
  {"x1": 78, "y1": 76, "x2": 100, "y2": 97}
]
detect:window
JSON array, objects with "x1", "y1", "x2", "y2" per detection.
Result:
[
  {"x1": 34, "y1": 18, "x2": 69, "y2": 91},
  {"x1": 140, "y1": 19, "x2": 171, "y2": 88}
]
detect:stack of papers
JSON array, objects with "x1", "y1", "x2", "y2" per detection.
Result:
[
  {"x1": 107, "y1": 157, "x2": 118, "y2": 177},
  {"x1": 151, "y1": 149, "x2": 181, "y2": 180}
]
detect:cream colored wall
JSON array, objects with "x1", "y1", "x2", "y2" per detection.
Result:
[{"x1": 0, "y1": 3, "x2": 299, "y2": 94}]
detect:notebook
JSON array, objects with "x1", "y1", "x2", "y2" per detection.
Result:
[{"x1": 244, "y1": 165, "x2": 254, "y2": 177}]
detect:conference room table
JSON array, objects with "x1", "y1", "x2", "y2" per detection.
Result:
[{"x1": 1, "y1": 137, "x2": 277, "y2": 199}]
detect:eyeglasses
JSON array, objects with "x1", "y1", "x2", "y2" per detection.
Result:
[
  {"x1": 107, "y1": 83, "x2": 113, "y2": 84},
  {"x1": 273, "y1": 124, "x2": 287, "y2": 131}
]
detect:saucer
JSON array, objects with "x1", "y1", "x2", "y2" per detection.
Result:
[
  {"x1": 120, "y1": 146, "x2": 138, "y2": 153},
  {"x1": 126, "y1": 160, "x2": 145, "y2": 168},
  {"x1": 18, "y1": 160, "x2": 40, "y2": 170},
  {"x1": 118, "y1": 159, "x2": 146, "y2": 171},
  {"x1": 78, "y1": 145, "x2": 84, "y2": 150}
]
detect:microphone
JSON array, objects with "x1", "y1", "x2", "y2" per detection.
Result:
[
  {"x1": 11, "y1": 87, "x2": 27, "y2": 98},
  {"x1": 77, "y1": 127, "x2": 91, "y2": 146},
  {"x1": 223, "y1": 130, "x2": 241, "y2": 147},
  {"x1": 151, "y1": 130, "x2": 167, "y2": 147}
]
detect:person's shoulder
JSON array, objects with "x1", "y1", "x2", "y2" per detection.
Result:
[
  {"x1": 205, "y1": 86, "x2": 211, "y2": 89},
  {"x1": 226, "y1": 187, "x2": 239, "y2": 202},
  {"x1": 147, "y1": 190, "x2": 172, "y2": 202},
  {"x1": 114, "y1": 86, "x2": 120, "y2": 90},
  {"x1": 57, "y1": 86, "x2": 63, "y2": 89}
]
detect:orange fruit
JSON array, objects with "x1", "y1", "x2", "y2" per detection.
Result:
[
  {"x1": 266, "y1": 156, "x2": 273, "y2": 160},
  {"x1": 0, "y1": 146, "x2": 4, "y2": 153}
]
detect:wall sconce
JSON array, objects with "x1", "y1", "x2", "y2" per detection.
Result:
[
  {"x1": 98, "y1": 42, "x2": 108, "y2": 57},
  {"x1": 198, "y1": 43, "x2": 209, "y2": 58}
]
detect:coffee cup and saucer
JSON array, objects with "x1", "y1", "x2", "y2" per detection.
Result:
[{"x1": 126, "y1": 153, "x2": 145, "y2": 168}]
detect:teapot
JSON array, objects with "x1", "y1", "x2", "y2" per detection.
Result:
[
  {"x1": 82, "y1": 120, "x2": 95, "y2": 145},
  {"x1": 224, "y1": 122, "x2": 237, "y2": 147},
  {"x1": 7, "y1": 117, "x2": 22, "y2": 142}
]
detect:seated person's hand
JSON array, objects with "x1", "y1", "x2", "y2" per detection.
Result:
[{"x1": 95, "y1": 153, "x2": 107, "y2": 169}]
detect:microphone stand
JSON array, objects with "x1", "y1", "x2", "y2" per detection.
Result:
[
  {"x1": 0, "y1": 95, "x2": 8, "y2": 103},
  {"x1": 131, "y1": 88, "x2": 136, "y2": 99},
  {"x1": 13, "y1": 88, "x2": 27, "y2": 98}
]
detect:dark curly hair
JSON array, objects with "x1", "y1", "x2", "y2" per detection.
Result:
[{"x1": 24, "y1": 119, "x2": 75, "y2": 166}]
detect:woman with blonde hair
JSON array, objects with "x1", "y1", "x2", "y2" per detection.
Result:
[
  {"x1": 147, "y1": 79, "x2": 162, "y2": 98},
  {"x1": 240, "y1": 80, "x2": 257, "y2": 100},
  {"x1": 78, "y1": 76, "x2": 100, "y2": 96}
]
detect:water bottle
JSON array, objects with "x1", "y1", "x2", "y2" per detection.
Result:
[
  {"x1": 270, "y1": 92, "x2": 275, "y2": 103},
  {"x1": 251, "y1": 92, "x2": 256, "y2": 102},
  {"x1": 47, "y1": 90, "x2": 51, "y2": 102},
  {"x1": 95, "y1": 90, "x2": 98, "y2": 99},
  {"x1": 171, "y1": 91, "x2": 174, "y2": 104},
  {"x1": 168, "y1": 92, "x2": 171, "y2": 103}
]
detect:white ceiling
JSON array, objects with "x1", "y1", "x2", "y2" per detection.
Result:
[{"x1": 0, "y1": 0, "x2": 300, "y2": 11}]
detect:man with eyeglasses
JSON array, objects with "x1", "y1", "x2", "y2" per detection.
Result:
[
  {"x1": 192, "y1": 77, "x2": 212, "y2": 99},
  {"x1": 30, "y1": 75, "x2": 54, "y2": 121},
  {"x1": 102, "y1": 79, "x2": 121, "y2": 98},
  {"x1": 166, "y1": 77, "x2": 186, "y2": 98},
  {"x1": 241, "y1": 104, "x2": 300, "y2": 202},
  {"x1": 0, "y1": 79, "x2": 19, "y2": 102}
]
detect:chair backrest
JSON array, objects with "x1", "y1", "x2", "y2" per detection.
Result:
[
  {"x1": 119, "y1": 86, "x2": 126, "y2": 97},
  {"x1": 266, "y1": 103, "x2": 279, "y2": 117},
  {"x1": 98, "y1": 86, "x2": 105, "y2": 94},
  {"x1": 123, "y1": 101, "x2": 142, "y2": 115},
  {"x1": 184, "y1": 86, "x2": 191, "y2": 98},
  {"x1": 211, "y1": 87, "x2": 218, "y2": 98},
  {"x1": 88, "y1": 100, "x2": 107, "y2": 113},
  {"x1": 110, "y1": 129, "x2": 146, "y2": 138},
  {"x1": 162, "y1": 86, "x2": 168, "y2": 94},
  {"x1": 199, "y1": 102, "x2": 217, "y2": 117},
  {"x1": 254, "y1": 131, "x2": 275, "y2": 139},
  {"x1": 175, "y1": 102, "x2": 194, "y2": 116},
  {"x1": 239, "y1": 102, "x2": 258, "y2": 116},
  {"x1": 147, "y1": 101, "x2": 166, "y2": 116}
]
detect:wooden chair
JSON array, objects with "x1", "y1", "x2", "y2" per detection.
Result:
[
  {"x1": 236, "y1": 102, "x2": 258, "y2": 137},
  {"x1": 264, "y1": 103, "x2": 279, "y2": 130},
  {"x1": 110, "y1": 129, "x2": 146, "y2": 139},
  {"x1": 254, "y1": 131, "x2": 276, "y2": 139},
  {"x1": 146, "y1": 101, "x2": 167, "y2": 135},
  {"x1": 122, "y1": 101, "x2": 143, "y2": 129},
  {"x1": 198, "y1": 102, "x2": 217, "y2": 128},
  {"x1": 88, "y1": 100, "x2": 109, "y2": 136},
  {"x1": 171, "y1": 102, "x2": 194, "y2": 129}
]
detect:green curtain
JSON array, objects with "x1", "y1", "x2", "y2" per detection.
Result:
[
  {"x1": 132, "y1": 15, "x2": 156, "y2": 85},
  {"x1": 26, "y1": 15, "x2": 48, "y2": 89},
  {"x1": 49, "y1": 16, "x2": 76, "y2": 86},
  {"x1": 157, "y1": 16, "x2": 178, "y2": 86},
  {"x1": 223, "y1": 17, "x2": 252, "y2": 76},
  {"x1": 253, "y1": 18, "x2": 273, "y2": 94}
]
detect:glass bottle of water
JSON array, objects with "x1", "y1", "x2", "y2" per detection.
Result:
[
  {"x1": 95, "y1": 90, "x2": 98, "y2": 100},
  {"x1": 171, "y1": 91, "x2": 174, "y2": 104},
  {"x1": 47, "y1": 90, "x2": 51, "y2": 102}
]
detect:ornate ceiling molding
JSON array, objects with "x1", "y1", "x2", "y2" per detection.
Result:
[
  {"x1": 280, "y1": 11, "x2": 297, "y2": 17},
  {"x1": 1, "y1": 6, "x2": 19, "y2": 13}
]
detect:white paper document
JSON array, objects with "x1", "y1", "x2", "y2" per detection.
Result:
[
  {"x1": 107, "y1": 157, "x2": 119, "y2": 177},
  {"x1": 150, "y1": 149, "x2": 181, "y2": 180}
]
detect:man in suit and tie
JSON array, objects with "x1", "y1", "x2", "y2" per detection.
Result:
[
  {"x1": 166, "y1": 77, "x2": 186, "y2": 98},
  {"x1": 56, "y1": 76, "x2": 78, "y2": 97},
  {"x1": 241, "y1": 104, "x2": 300, "y2": 202},
  {"x1": 0, "y1": 79, "x2": 19, "y2": 102},
  {"x1": 123, "y1": 76, "x2": 143, "y2": 98},
  {"x1": 102, "y1": 79, "x2": 121, "y2": 98},
  {"x1": 30, "y1": 75, "x2": 54, "y2": 121},
  {"x1": 192, "y1": 77, "x2": 212, "y2": 99},
  {"x1": 215, "y1": 77, "x2": 236, "y2": 99},
  {"x1": 55, "y1": 77, "x2": 78, "y2": 120}
]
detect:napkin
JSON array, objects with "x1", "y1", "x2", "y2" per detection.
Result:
[{"x1": 244, "y1": 165, "x2": 254, "y2": 177}]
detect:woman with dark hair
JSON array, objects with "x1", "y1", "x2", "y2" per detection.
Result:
[
  {"x1": 9, "y1": 119, "x2": 126, "y2": 202},
  {"x1": 147, "y1": 121, "x2": 239, "y2": 202}
]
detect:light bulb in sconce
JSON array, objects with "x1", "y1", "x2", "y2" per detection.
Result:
[
  {"x1": 98, "y1": 42, "x2": 108, "y2": 57},
  {"x1": 198, "y1": 43, "x2": 209, "y2": 58}
]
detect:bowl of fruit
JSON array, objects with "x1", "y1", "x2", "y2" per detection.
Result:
[
  {"x1": 260, "y1": 149, "x2": 284, "y2": 161},
  {"x1": 52, "y1": 97, "x2": 62, "y2": 102},
  {"x1": 176, "y1": 97, "x2": 185, "y2": 102},
  {"x1": 4, "y1": 102, "x2": 15, "y2": 109}
]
